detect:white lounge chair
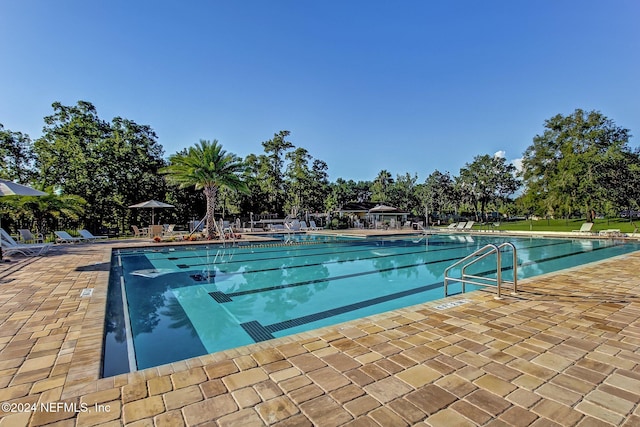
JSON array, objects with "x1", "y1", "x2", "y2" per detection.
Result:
[
  {"x1": 309, "y1": 220, "x2": 321, "y2": 230},
  {"x1": 572, "y1": 223, "x2": 594, "y2": 233},
  {"x1": 1, "y1": 228, "x2": 52, "y2": 256},
  {"x1": 54, "y1": 231, "x2": 85, "y2": 243},
  {"x1": 287, "y1": 220, "x2": 301, "y2": 231},
  {"x1": 18, "y1": 229, "x2": 45, "y2": 244},
  {"x1": 300, "y1": 221, "x2": 309, "y2": 231},
  {"x1": 462, "y1": 221, "x2": 475, "y2": 230},
  {"x1": 78, "y1": 229, "x2": 108, "y2": 241}
]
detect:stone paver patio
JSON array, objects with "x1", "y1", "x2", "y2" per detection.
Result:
[{"x1": 0, "y1": 233, "x2": 639, "y2": 426}]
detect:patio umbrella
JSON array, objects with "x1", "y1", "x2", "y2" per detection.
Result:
[
  {"x1": 128, "y1": 200, "x2": 174, "y2": 225},
  {"x1": 0, "y1": 178, "x2": 47, "y2": 197},
  {"x1": 0, "y1": 179, "x2": 48, "y2": 261}
]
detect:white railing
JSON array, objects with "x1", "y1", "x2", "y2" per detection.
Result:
[{"x1": 444, "y1": 242, "x2": 518, "y2": 299}]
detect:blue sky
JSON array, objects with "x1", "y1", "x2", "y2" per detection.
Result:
[{"x1": 1, "y1": 1, "x2": 639, "y2": 182}]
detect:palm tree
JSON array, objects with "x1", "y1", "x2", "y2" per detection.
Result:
[
  {"x1": 160, "y1": 140, "x2": 248, "y2": 239},
  {"x1": 11, "y1": 190, "x2": 86, "y2": 236}
]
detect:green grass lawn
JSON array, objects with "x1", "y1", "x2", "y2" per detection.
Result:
[{"x1": 484, "y1": 218, "x2": 638, "y2": 233}]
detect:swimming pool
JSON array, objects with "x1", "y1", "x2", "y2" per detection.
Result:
[{"x1": 102, "y1": 233, "x2": 640, "y2": 376}]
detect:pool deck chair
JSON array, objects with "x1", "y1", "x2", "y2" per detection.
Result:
[
  {"x1": 54, "y1": 231, "x2": 85, "y2": 244},
  {"x1": 572, "y1": 223, "x2": 594, "y2": 234},
  {"x1": 454, "y1": 222, "x2": 467, "y2": 230},
  {"x1": 18, "y1": 229, "x2": 45, "y2": 244},
  {"x1": 131, "y1": 225, "x2": 146, "y2": 237},
  {"x1": 462, "y1": 221, "x2": 475, "y2": 230},
  {"x1": 309, "y1": 220, "x2": 321, "y2": 230},
  {"x1": 78, "y1": 229, "x2": 108, "y2": 241},
  {"x1": 287, "y1": 220, "x2": 301, "y2": 231},
  {"x1": 1, "y1": 228, "x2": 52, "y2": 256}
]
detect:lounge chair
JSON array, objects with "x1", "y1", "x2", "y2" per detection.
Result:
[
  {"x1": 18, "y1": 229, "x2": 45, "y2": 244},
  {"x1": 309, "y1": 220, "x2": 321, "y2": 230},
  {"x1": 300, "y1": 221, "x2": 309, "y2": 231},
  {"x1": 462, "y1": 221, "x2": 475, "y2": 230},
  {"x1": 287, "y1": 220, "x2": 301, "y2": 231},
  {"x1": 78, "y1": 229, "x2": 108, "y2": 241},
  {"x1": 1, "y1": 228, "x2": 52, "y2": 256},
  {"x1": 455, "y1": 222, "x2": 467, "y2": 230},
  {"x1": 446, "y1": 223, "x2": 458, "y2": 229},
  {"x1": 572, "y1": 223, "x2": 594, "y2": 233},
  {"x1": 54, "y1": 231, "x2": 85, "y2": 243},
  {"x1": 131, "y1": 225, "x2": 147, "y2": 237}
]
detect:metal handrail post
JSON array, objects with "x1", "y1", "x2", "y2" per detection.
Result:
[
  {"x1": 443, "y1": 242, "x2": 519, "y2": 299},
  {"x1": 497, "y1": 242, "x2": 518, "y2": 295},
  {"x1": 495, "y1": 247, "x2": 502, "y2": 299}
]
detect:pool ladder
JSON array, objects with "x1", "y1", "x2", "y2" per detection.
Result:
[
  {"x1": 444, "y1": 242, "x2": 518, "y2": 299},
  {"x1": 215, "y1": 220, "x2": 238, "y2": 247}
]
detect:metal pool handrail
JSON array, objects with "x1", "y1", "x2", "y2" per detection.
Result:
[{"x1": 444, "y1": 242, "x2": 518, "y2": 299}]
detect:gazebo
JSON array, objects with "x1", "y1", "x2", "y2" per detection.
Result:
[{"x1": 367, "y1": 204, "x2": 408, "y2": 229}]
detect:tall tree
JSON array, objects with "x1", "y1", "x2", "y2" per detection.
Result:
[
  {"x1": 33, "y1": 101, "x2": 166, "y2": 230},
  {"x1": 108, "y1": 117, "x2": 166, "y2": 211},
  {"x1": 261, "y1": 130, "x2": 294, "y2": 215},
  {"x1": 418, "y1": 170, "x2": 455, "y2": 223},
  {"x1": 521, "y1": 109, "x2": 632, "y2": 221},
  {"x1": 237, "y1": 153, "x2": 270, "y2": 216},
  {"x1": 283, "y1": 148, "x2": 331, "y2": 216},
  {"x1": 371, "y1": 170, "x2": 394, "y2": 204},
  {"x1": 389, "y1": 173, "x2": 419, "y2": 214},
  {"x1": 0, "y1": 124, "x2": 36, "y2": 182},
  {"x1": 457, "y1": 154, "x2": 520, "y2": 221},
  {"x1": 308, "y1": 159, "x2": 330, "y2": 213},
  {"x1": 160, "y1": 140, "x2": 248, "y2": 239},
  {"x1": 285, "y1": 147, "x2": 312, "y2": 216}
]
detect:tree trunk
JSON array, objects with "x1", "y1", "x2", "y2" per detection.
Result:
[{"x1": 203, "y1": 185, "x2": 217, "y2": 240}]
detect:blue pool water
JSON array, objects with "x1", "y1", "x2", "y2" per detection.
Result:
[{"x1": 102, "y1": 233, "x2": 640, "y2": 376}]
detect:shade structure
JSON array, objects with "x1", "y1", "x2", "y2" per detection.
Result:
[
  {"x1": 128, "y1": 200, "x2": 174, "y2": 225},
  {"x1": 0, "y1": 179, "x2": 47, "y2": 261},
  {"x1": 367, "y1": 204, "x2": 408, "y2": 229},
  {"x1": 0, "y1": 179, "x2": 47, "y2": 197},
  {"x1": 368, "y1": 204, "x2": 398, "y2": 213}
]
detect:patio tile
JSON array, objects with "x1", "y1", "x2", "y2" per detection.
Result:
[
  {"x1": 121, "y1": 395, "x2": 165, "y2": 424},
  {"x1": 299, "y1": 395, "x2": 353, "y2": 426}
]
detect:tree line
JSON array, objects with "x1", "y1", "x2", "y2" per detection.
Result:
[{"x1": 1, "y1": 101, "x2": 639, "y2": 235}]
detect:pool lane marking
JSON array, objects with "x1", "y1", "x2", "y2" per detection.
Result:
[{"x1": 239, "y1": 281, "x2": 446, "y2": 342}]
